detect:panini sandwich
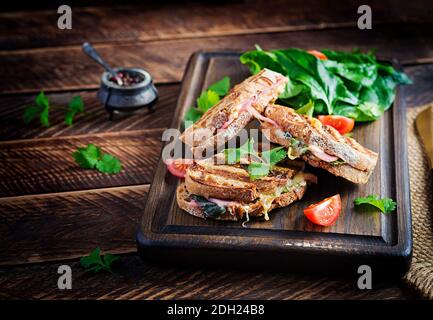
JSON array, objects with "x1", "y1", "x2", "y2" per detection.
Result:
[
  {"x1": 260, "y1": 104, "x2": 378, "y2": 184},
  {"x1": 177, "y1": 160, "x2": 308, "y2": 222},
  {"x1": 181, "y1": 68, "x2": 287, "y2": 154}
]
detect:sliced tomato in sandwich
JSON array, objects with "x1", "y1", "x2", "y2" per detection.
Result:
[
  {"x1": 304, "y1": 194, "x2": 342, "y2": 227},
  {"x1": 164, "y1": 158, "x2": 194, "y2": 178},
  {"x1": 318, "y1": 115, "x2": 355, "y2": 135}
]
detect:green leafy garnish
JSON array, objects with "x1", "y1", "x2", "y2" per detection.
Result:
[
  {"x1": 72, "y1": 144, "x2": 122, "y2": 174},
  {"x1": 260, "y1": 146, "x2": 287, "y2": 164},
  {"x1": 65, "y1": 96, "x2": 84, "y2": 126},
  {"x1": 184, "y1": 107, "x2": 203, "y2": 123},
  {"x1": 224, "y1": 138, "x2": 257, "y2": 164},
  {"x1": 247, "y1": 162, "x2": 272, "y2": 180},
  {"x1": 24, "y1": 92, "x2": 86, "y2": 127},
  {"x1": 207, "y1": 76, "x2": 231, "y2": 96},
  {"x1": 190, "y1": 195, "x2": 226, "y2": 219},
  {"x1": 240, "y1": 47, "x2": 411, "y2": 122},
  {"x1": 222, "y1": 138, "x2": 287, "y2": 180},
  {"x1": 295, "y1": 100, "x2": 314, "y2": 117},
  {"x1": 23, "y1": 91, "x2": 50, "y2": 127},
  {"x1": 248, "y1": 146, "x2": 287, "y2": 180},
  {"x1": 197, "y1": 90, "x2": 220, "y2": 113},
  {"x1": 80, "y1": 247, "x2": 119, "y2": 274},
  {"x1": 354, "y1": 195, "x2": 397, "y2": 213},
  {"x1": 184, "y1": 77, "x2": 231, "y2": 127},
  {"x1": 330, "y1": 159, "x2": 346, "y2": 166}
]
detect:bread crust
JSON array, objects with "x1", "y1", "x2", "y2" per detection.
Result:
[
  {"x1": 181, "y1": 69, "x2": 287, "y2": 153},
  {"x1": 177, "y1": 182, "x2": 307, "y2": 221},
  {"x1": 261, "y1": 104, "x2": 378, "y2": 184},
  {"x1": 263, "y1": 104, "x2": 378, "y2": 172}
]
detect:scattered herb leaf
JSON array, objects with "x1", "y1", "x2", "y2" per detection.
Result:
[
  {"x1": 80, "y1": 247, "x2": 119, "y2": 274},
  {"x1": 65, "y1": 96, "x2": 85, "y2": 126},
  {"x1": 184, "y1": 77, "x2": 231, "y2": 127},
  {"x1": 197, "y1": 90, "x2": 220, "y2": 113},
  {"x1": 23, "y1": 91, "x2": 50, "y2": 127},
  {"x1": 72, "y1": 144, "x2": 122, "y2": 174},
  {"x1": 207, "y1": 76, "x2": 231, "y2": 96},
  {"x1": 354, "y1": 195, "x2": 397, "y2": 213}
]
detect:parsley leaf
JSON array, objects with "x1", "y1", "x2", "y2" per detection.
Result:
[
  {"x1": 184, "y1": 107, "x2": 202, "y2": 125},
  {"x1": 197, "y1": 90, "x2": 220, "y2": 113},
  {"x1": 35, "y1": 91, "x2": 49, "y2": 108},
  {"x1": 65, "y1": 96, "x2": 84, "y2": 126},
  {"x1": 72, "y1": 144, "x2": 101, "y2": 169},
  {"x1": 207, "y1": 76, "x2": 231, "y2": 96},
  {"x1": 24, "y1": 92, "x2": 86, "y2": 127},
  {"x1": 80, "y1": 247, "x2": 119, "y2": 274},
  {"x1": 261, "y1": 146, "x2": 287, "y2": 164},
  {"x1": 23, "y1": 91, "x2": 50, "y2": 127},
  {"x1": 248, "y1": 162, "x2": 271, "y2": 180},
  {"x1": 96, "y1": 154, "x2": 122, "y2": 174},
  {"x1": 224, "y1": 138, "x2": 257, "y2": 164},
  {"x1": 223, "y1": 139, "x2": 287, "y2": 180},
  {"x1": 23, "y1": 105, "x2": 40, "y2": 124},
  {"x1": 184, "y1": 77, "x2": 231, "y2": 125},
  {"x1": 72, "y1": 144, "x2": 122, "y2": 174},
  {"x1": 354, "y1": 195, "x2": 397, "y2": 213},
  {"x1": 247, "y1": 146, "x2": 287, "y2": 180}
]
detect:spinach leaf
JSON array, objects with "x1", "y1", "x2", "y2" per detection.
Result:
[
  {"x1": 190, "y1": 195, "x2": 226, "y2": 218},
  {"x1": 240, "y1": 47, "x2": 412, "y2": 122}
]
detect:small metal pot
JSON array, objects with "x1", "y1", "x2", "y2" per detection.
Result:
[{"x1": 97, "y1": 67, "x2": 158, "y2": 119}]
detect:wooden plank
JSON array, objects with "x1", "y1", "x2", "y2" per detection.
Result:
[
  {"x1": 0, "y1": 129, "x2": 163, "y2": 197},
  {"x1": 1, "y1": 24, "x2": 433, "y2": 94},
  {"x1": 0, "y1": 185, "x2": 148, "y2": 266},
  {"x1": 0, "y1": 255, "x2": 418, "y2": 299},
  {"x1": 0, "y1": 84, "x2": 178, "y2": 141},
  {"x1": 1, "y1": 0, "x2": 430, "y2": 50}
]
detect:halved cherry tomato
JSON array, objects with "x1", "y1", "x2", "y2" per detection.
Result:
[
  {"x1": 307, "y1": 50, "x2": 328, "y2": 60},
  {"x1": 164, "y1": 158, "x2": 194, "y2": 178},
  {"x1": 304, "y1": 194, "x2": 341, "y2": 227},
  {"x1": 318, "y1": 115, "x2": 355, "y2": 135}
]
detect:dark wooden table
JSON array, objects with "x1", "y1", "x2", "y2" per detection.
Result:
[{"x1": 1, "y1": 0, "x2": 432, "y2": 299}]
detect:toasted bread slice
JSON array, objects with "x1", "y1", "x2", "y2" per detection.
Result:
[
  {"x1": 185, "y1": 161, "x2": 298, "y2": 202},
  {"x1": 181, "y1": 69, "x2": 287, "y2": 155},
  {"x1": 177, "y1": 181, "x2": 307, "y2": 221},
  {"x1": 261, "y1": 104, "x2": 378, "y2": 184}
]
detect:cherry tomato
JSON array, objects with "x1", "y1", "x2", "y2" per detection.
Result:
[
  {"x1": 165, "y1": 158, "x2": 194, "y2": 178},
  {"x1": 318, "y1": 115, "x2": 355, "y2": 135},
  {"x1": 307, "y1": 50, "x2": 328, "y2": 60},
  {"x1": 304, "y1": 194, "x2": 342, "y2": 227}
]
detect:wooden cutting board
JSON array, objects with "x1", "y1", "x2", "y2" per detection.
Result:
[{"x1": 137, "y1": 51, "x2": 412, "y2": 276}]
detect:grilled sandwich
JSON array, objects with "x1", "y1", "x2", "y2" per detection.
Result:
[
  {"x1": 177, "y1": 160, "x2": 308, "y2": 222},
  {"x1": 259, "y1": 104, "x2": 379, "y2": 184},
  {"x1": 181, "y1": 68, "x2": 287, "y2": 155}
]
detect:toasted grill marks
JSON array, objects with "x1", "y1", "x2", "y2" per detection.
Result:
[
  {"x1": 264, "y1": 104, "x2": 378, "y2": 172},
  {"x1": 186, "y1": 162, "x2": 298, "y2": 201}
]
